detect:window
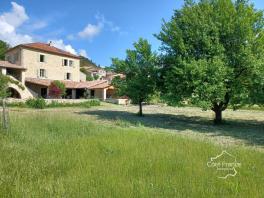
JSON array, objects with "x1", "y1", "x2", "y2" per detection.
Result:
[
  {"x1": 63, "y1": 59, "x2": 68, "y2": 66},
  {"x1": 66, "y1": 73, "x2": 71, "y2": 80},
  {"x1": 40, "y1": 54, "x2": 45, "y2": 62},
  {"x1": 91, "y1": 90, "x2": 95, "y2": 97},
  {"x1": 40, "y1": 69, "x2": 46, "y2": 78},
  {"x1": 41, "y1": 88, "x2": 47, "y2": 98},
  {"x1": 69, "y1": 60, "x2": 74, "y2": 67}
]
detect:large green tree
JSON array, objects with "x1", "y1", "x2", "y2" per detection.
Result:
[
  {"x1": 156, "y1": 0, "x2": 264, "y2": 124},
  {"x1": 0, "y1": 40, "x2": 10, "y2": 60},
  {"x1": 112, "y1": 38, "x2": 157, "y2": 116}
]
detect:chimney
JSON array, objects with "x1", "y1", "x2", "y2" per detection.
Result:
[{"x1": 48, "y1": 41, "x2": 52, "y2": 46}]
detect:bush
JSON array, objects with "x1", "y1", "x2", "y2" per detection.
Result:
[
  {"x1": 26, "y1": 98, "x2": 46, "y2": 109},
  {"x1": 46, "y1": 99, "x2": 101, "y2": 108},
  {"x1": 86, "y1": 100, "x2": 100, "y2": 107},
  {"x1": 11, "y1": 99, "x2": 100, "y2": 109},
  {"x1": 48, "y1": 81, "x2": 66, "y2": 99}
]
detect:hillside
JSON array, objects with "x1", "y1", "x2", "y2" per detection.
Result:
[{"x1": 80, "y1": 56, "x2": 100, "y2": 73}]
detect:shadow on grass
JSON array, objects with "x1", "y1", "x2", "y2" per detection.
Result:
[{"x1": 78, "y1": 109, "x2": 264, "y2": 147}]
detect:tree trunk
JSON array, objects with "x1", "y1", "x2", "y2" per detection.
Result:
[
  {"x1": 2, "y1": 98, "x2": 9, "y2": 130},
  {"x1": 213, "y1": 108, "x2": 222, "y2": 125},
  {"x1": 138, "y1": 101, "x2": 143, "y2": 116}
]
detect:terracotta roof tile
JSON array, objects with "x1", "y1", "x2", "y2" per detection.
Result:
[
  {"x1": 89, "y1": 81, "x2": 111, "y2": 89},
  {"x1": 25, "y1": 78, "x2": 110, "y2": 89},
  {"x1": 8, "y1": 42, "x2": 80, "y2": 59}
]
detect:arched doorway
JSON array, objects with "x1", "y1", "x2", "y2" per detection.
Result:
[{"x1": 7, "y1": 87, "x2": 21, "y2": 99}]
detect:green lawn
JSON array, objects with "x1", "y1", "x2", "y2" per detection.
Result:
[{"x1": 0, "y1": 106, "x2": 263, "y2": 197}]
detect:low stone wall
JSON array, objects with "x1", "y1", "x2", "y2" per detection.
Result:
[
  {"x1": 6, "y1": 98, "x2": 98, "y2": 104},
  {"x1": 6, "y1": 98, "x2": 27, "y2": 103},
  {"x1": 105, "y1": 98, "x2": 130, "y2": 105},
  {"x1": 44, "y1": 99, "x2": 94, "y2": 104}
]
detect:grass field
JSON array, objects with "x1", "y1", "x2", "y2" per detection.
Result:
[{"x1": 0, "y1": 104, "x2": 263, "y2": 197}]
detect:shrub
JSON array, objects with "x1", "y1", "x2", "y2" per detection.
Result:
[
  {"x1": 45, "y1": 99, "x2": 101, "y2": 108},
  {"x1": 26, "y1": 98, "x2": 46, "y2": 109},
  {"x1": 48, "y1": 81, "x2": 66, "y2": 99},
  {"x1": 86, "y1": 74, "x2": 94, "y2": 81},
  {"x1": 47, "y1": 101, "x2": 61, "y2": 108},
  {"x1": 87, "y1": 99, "x2": 100, "y2": 106},
  {"x1": 12, "y1": 99, "x2": 100, "y2": 109}
]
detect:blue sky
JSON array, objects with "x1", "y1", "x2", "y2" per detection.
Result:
[{"x1": 0, "y1": 0, "x2": 264, "y2": 66}]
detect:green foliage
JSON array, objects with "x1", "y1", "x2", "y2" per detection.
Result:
[
  {"x1": 156, "y1": 0, "x2": 264, "y2": 123},
  {"x1": 93, "y1": 74, "x2": 100, "y2": 80},
  {"x1": 22, "y1": 99, "x2": 100, "y2": 109},
  {"x1": 0, "y1": 74, "x2": 24, "y2": 99},
  {"x1": 0, "y1": 40, "x2": 10, "y2": 60},
  {"x1": 86, "y1": 74, "x2": 94, "y2": 81},
  {"x1": 111, "y1": 38, "x2": 158, "y2": 115},
  {"x1": 148, "y1": 91, "x2": 164, "y2": 105},
  {"x1": 80, "y1": 67, "x2": 87, "y2": 74},
  {"x1": 0, "y1": 74, "x2": 10, "y2": 98},
  {"x1": 80, "y1": 56, "x2": 98, "y2": 68},
  {"x1": 48, "y1": 80, "x2": 66, "y2": 98},
  {"x1": 26, "y1": 98, "x2": 46, "y2": 109},
  {"x1": 46, "y1": 100, "x2": 100, "y2": 108}
]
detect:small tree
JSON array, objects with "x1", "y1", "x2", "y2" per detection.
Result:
[
  {"x1": 93, "y1": 74, "x2": 100, "y2": 80},
  {"x1": 156, "y1": 0, "x2": 264, "y2": 124},
  {"x1": 112, "y1": 38, "x2": 157, "y2": 116},
  {"x1": 0, "y1": 74, "x2": 24, "y2": 129},
  {"x1": 86, "y1": 74, "x2": 94, "y2": 81},
  {"x1": 48, "y1": 81, "x2": 66, "y2": 99},
  {"x1": 0, "y1": 40, "x2": 10, "y2": 60},
  {"x1": 0, "y1": 74, "x2": 10, "y2": 129}
]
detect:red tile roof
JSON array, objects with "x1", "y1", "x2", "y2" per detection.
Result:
[
  {"x1": 25, "y1": 78, "x2": 111, "y2": 89},
  {"x1": 7, "y1": 42, "x2": 80, "y2": 59},
  {"x1": 0, "y1": 61, "x2": 26, "y2": 70},
  {"x1": 89, "y1": 81, "x2": 112, "y2": 89}
]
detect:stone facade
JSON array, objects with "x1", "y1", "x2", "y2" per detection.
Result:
[{"x1": 2, "y1": 43, "x2": 113, "y2": 101}]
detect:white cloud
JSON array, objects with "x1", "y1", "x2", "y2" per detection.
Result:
[
  {"x1": 50, "y1": 40, "x2": 90, "y2": 58},
  {"x1": 0, "y1": 2, "x2": 33, "y2": 46},
  {"x1": 79, "y1": 49, "x2": 88, "y2": 58},
  {"x1": 78, "y1": 13, "x2": 121, "y2": 40},
  {"x1": 78, "y1": 22, "x2": 103, "y2": 40},
  {"x1": 50, "y1": 39, "x2": 77, "y2": 55},
  {"x1": 96, "y1": 13, "x2": 120, "y2": 33},
  {"x1": 1, "y1": 2, "x2": 29, "y2": 28},
  {"x1": 31, "y1": 21, "x2": 47, "y2": 30}
]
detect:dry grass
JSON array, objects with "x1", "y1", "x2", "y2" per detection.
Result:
[{"x1": 79, "y1": 103, "x2": 264, "y2": 151}]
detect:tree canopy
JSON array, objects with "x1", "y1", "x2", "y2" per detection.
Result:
[
  {"x1": 0, "y1": 74, "x2": 10, "y2": 98},
  {"x1": 0, "y1": 40, "x2": 10, "y2": 60},
  {"x1": 112, "y1": 38, "x2": 158, "y2": 116},
  {"x1": 156, "y1": 0, "x2": 264, "y2": 123}
]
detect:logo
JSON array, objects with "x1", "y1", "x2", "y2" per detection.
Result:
[{"x1": 207, "y1": 150, "x2": 241, "y2": 179}]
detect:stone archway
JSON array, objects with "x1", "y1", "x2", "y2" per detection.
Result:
[{"x1": 7, "y1": 87, "x2": 21, "y2": 99}]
